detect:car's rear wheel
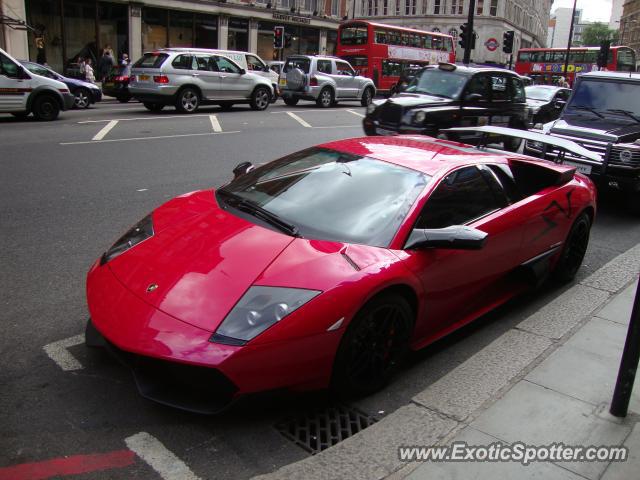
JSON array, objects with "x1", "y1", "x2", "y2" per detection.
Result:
[
  {"x1": 361, "y1": 87, "x2": 374, "y2": 107},
  {"x1": 554, "y1": 212, "x2": 591, "y2": 283},
  {"x1": 143, "y1": 102, "x2": 164, "y2": 112},
  {"x1": 250, "y1": 86, "x2": 271, "y2": 111},
  {"x1": 283, "y1": 97, "x2": 299, "y2": 106},
  {"x1": 32, "y1": 94, "x2": 60, "y2": 121},
  {"x1": 176, "y1": 87, "x2": 200, "y2": 113},
  {"x1": 74, "y1": 88, "x2": 91, "y2": 109},
  {"x1": 316, "y1": 87, "x2": 334, "y2": 108},
  {"x1": 332, "y1": 293, "x2": 414, "y2": 397}
]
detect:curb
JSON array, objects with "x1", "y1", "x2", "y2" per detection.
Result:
[{"x1": 252, "y1": 244, "x2": 640, "y2": 480}]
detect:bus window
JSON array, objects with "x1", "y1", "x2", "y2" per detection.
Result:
[
  {"x1": 432, "y1": 36, "x2": 442, "y2": 51},
  {"x1": 519, "y1": 51, "x2": 531, "y2": 62},
  {"x1": 423, "y1": 35, "x2": 432, "y2": 49},
  {"x1": 375, "y1": 30, "x2": 388, "y2": 44},
  {"x1": 401, "y1": 33, "x2": 410, "y2": 46},
  {"x1": 617, "y1": 47, "x2": 636, "y2": 72},
  {"x1": 584, "y1": 51, "x2": 597, "y2": 64},
  {"x1": 446, "y1": 37, "x2": 454, "y2": 52},
  {"x1": 382, "y1": 60, "x2": 402, "y2": 77},
  {"x1": 340, "y1": 26, "x2": 368, "y2": 45}
]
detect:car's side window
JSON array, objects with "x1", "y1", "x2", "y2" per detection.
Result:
[
  {"x1": 557, "y1": 89, "x2": 570, "y2": 101},
  {"x1": 465, "y1": 74, "x2": 490, "y2": 100},
  {"x1": 510, "y1": 76, "x2": 526, "y2": 102},
  {"x1": 216, "y1": 57, "x2": 241, "y2": 74},
  {"x1": 490, "y1": 74, "x2": 509, "y2": 102},
  {"x1": 246, "y1": 55, "x2": 265, "y2": 71},
  {"x1": 195, "y1": 55, "x2": 218, "y2": 72},
  {"x1": 317, "y1": 60, "x2": 332, "y2": 74},
  {"x1": 0, "y1": 53, "x2": 19, "y2": 78},
  {"x1": 415, "y1": 166, "x2": 504, "y2": 229},
  {"x1": 171, "y1": 55, "x2": 193, "y2": 70},
  {"x1": 336, "y1": 61, "x2": 355, "y2": 76}
]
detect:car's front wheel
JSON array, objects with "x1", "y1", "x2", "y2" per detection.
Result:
[
  {"x1": 74, "y1": 88, "x2": 91, "y2": 109},
  {"x1": 554, "y1": 212, "x2": 591, "y2": 283},
  {"x1": 316, "y1": 87, "x2": 334, "y2": 108},
  {"x1": 32, "y1": 94, "x2": 60, "y2": 121},
  {"x1": 176, "y1": 87, "x2": 200, "y2": 113},
  {"x1": 250, "y1": 86, "x2": 271, "y2": 111},
  {"x1": 361, "y1": 87, "x2": 374, "y2": 107},
  {"x1": 332, "y1": 293, "x2": 414, "y2": 397}
]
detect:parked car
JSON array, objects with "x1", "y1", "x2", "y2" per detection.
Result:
[
  {"x1": 102, "y1": 65, "x2": 132, "y2": 103},
  {"x1": 129, "y1": 49, "x2": 274, "y2": 113},
  {"x1": 20, "y1": 60, "x2": 102, "y2": 109},
  {"x1": 525, "y1": 85, "x2": 571, "y2": 125},
  {"x1": 524, "y1": 71, "x2": 640, "y2": 213},
  {"x1": 363, "y1": 63, "x2": 528, "y2": 151},
  {"x1": 279, "y1": 55, "x2": 376, "y2": 108},
  {"x1": 0, "y1": 48, "x2": 74, "y2": 120},
  {"x1": 86, "y1": 129, "x2": 596, "y2": 413}
]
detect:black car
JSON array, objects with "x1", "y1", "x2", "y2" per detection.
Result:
[
  {"x1": 20, "y1": 61, "x2": 102, "y2": 109},
  {"x1": 363, "y1": 63, "x2": 528, "y2": 151},
  {"x1": 525, "y1": 85, "x2": 571, "y2": 124},
  {"x1": 524, "y1": 71, "x2": 640, "y2": 212},
  {"x1": 102, "y1": 65, "x2": 132, "y2": 103}
]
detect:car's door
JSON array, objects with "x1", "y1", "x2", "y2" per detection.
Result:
[
  {"x1": 215, "y1": 56, "x2": 253, "y2": 99},
  {"x1": 193, "y1": 54, "x2": 221, "y2": 100},
  {"x1": 0, "y1": 51, "x2": 30, "y2": 111},
  {"x1": 333, "y1": 60, "x2": 359, "y2": 98},
  {"x1": 459, "y1": 73, "x2": 492, "y2": 142},
  {"x1": 401, "y1": 165, "x2": 525, "y2": 341},
  {"x1": 486, "y1": 72, "x2": 515, "y2": 127}
]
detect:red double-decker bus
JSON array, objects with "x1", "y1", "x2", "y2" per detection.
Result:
[
  {"x1": 515, "y1": 46, "x2": 636, "y2": 85},
  {"x1": 336, "y1": 20, "x2": 455, "y2": 93}
]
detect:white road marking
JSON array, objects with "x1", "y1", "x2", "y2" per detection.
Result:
[
  {"x1": 347, "y1": 109, "x2": 365, "y2": 118},
  {"x1": 125, "y1": 432, "x2": 201, "y2": 480},
  {"x1": 43, "y1": 334, "x2": 84, "y2": 371},
  {"x1": 137, "y1": 188, "x2": 148, "y2": 192},
  {"x1": 60, "y1": 131, "x2": 241, "y2": 146},
  {"x1": 286, "y1": 111, "x2": 312, "y2": 128},
  {"x1": 78, "y1": 114, "x2": 212, "y2": 124},
  {"x1": 272, "y1": 108, "x2": 345, "y2": 114},
  {"x1": 209, "y1": 114, "x2": 222, "y2": 132},
  {"x1": 92, "y1": 120, "x2": 118, "y2": 141}
]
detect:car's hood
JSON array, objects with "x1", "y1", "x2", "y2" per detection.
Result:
[
  {"x1": 386, "y1": 93, "x2": 453, "y2": 109},
  {"x1": 550, "y1": 116, "x2": 640, "y2": 143},
  {"x1": 63, "y1": 76, "x2": 99, "y2": 89}
]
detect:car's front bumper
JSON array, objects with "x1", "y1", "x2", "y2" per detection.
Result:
[
  {"x1": 62, "y1": 92, "x2": 75, "y2": 110},
  {"x1": 281, "y1": 85, "x2": 323, "y2": 101}
]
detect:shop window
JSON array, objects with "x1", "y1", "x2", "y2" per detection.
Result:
[
  {"x1": 196, "y1": 15, "x2": 218, "y2": 49},
  {"x1": 25, "y1": 0, "x2": 64, "y2": 73},
  {"x1": 169, "y1": 10, "x2": 194, "y2": 48},
  {"x1": 64, "y1": 0, "x2": 98, "y2": 67},
  {"x1": 142, "y1": 8, "x2": 168, "y2": 51},
  {"x1": 228, "y1": 18, "x2": 249, "y2": 52}
]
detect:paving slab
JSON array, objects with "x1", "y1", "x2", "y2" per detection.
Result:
[
  {"x1": 601, "y1": 422, "x2": 640, "y2": 480},
  {"x1": 471, "y1": 381, "x2": 632, "y2": 480},
  {"x1": 595, "y1": 282, "x2": 638, "y2": 326},
  {"x1": 564, "y1": 317, "x2": 628, "y2": 360},
  {"x1": 412, "y1": 330, "x2": 551, "y2": 421},
  {"x1": 581, "y1": 245, "x2": 640, "y2": 293}
]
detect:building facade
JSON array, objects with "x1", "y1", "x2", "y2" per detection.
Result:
[
  {"x1": 620, "y1": 0, "x2": 640, "y2": 59},
  {"x1": 1, "y1": 0, "x2": 346, "y2": 74},
  {"x1": 547, "y1": 7, "x2": 585, "y2": 48},
  {"x1": 610, "y1": 0, "x2": 624, "y2": 29},
  {"x1": 346, "y1": 0, "x2": 550, "y2": 65}
]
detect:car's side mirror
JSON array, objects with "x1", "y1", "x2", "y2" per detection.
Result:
[
  {"x1": 405, "y1": 225, "x2": 488, "y2": 250},
  {"x1": 239, "y1": 68, "x2": 246, "y2": 75},
  {"x1": 233, "y1": 161, "x2": 255, "y2": 179},
  {"x1": 17, "y1": 65, "x2": 30, "y2": 80},
  {"x1": 464, "y1": 93, "x2": 484, "y2": 102}
]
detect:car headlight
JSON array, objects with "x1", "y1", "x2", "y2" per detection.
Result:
[
  {"x1": 100, "y1": 214, "x2": 154, "y2": 265},
  {"x1": 413, "y1": 111, "x2": 426, "y2": 124},
  {"x1": 211, "y1": 286, "x2": 321, "y2": 345},
  {"x1": 366, "y1": 103, "x2": 376, "y2": 114}
]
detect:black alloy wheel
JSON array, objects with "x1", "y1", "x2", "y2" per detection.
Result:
[
  {"x1": 74, "y1": 88, "x2": 91, "y2": 109},
  {"x1": 554, "y1": 212, "x2": 591, "y2": 283}
]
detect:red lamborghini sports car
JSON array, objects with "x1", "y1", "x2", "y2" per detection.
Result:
[{"x1": 86, "y1": 128, "x2": 597, "y2": 413}]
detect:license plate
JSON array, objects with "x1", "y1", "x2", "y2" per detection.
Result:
[
  {"x1": 103, "y1": 82, "x2": 113, "y2": 88},
  {"x1": 279, "y1": 78, "x2": 286, "y2": 86},
  {"x1": 138, "y1": 74, "x2": 150, "y2": 81},
  {"x1": 562, "y1": 160, "x2": 592, "y2": 175},
  {"x1": 377, "y1": 128, "x2": 397, "y2": 136}
]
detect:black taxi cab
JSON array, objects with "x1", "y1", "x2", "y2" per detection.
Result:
[{"x1": 363, "y1": 63, "x2": 528, "y2": 150}]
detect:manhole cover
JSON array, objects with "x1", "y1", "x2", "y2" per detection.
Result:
[{"x1": 275, "y1": 404, "x2": 377, "y2": 454}]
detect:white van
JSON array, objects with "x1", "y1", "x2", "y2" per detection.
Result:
[{"x1": 0, "y1": 47, "x2": 75, "y2": 120}]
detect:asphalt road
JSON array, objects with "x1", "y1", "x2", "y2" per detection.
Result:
[{"x1": 1, "y1": 98, "x2": 639, "y2": 480}]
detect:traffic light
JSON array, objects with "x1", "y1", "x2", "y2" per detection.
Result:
[
  {"x1": 284, "y1": 33, "x2": 292, "y2": 49},
  {"x1": 597, "y1": 40, "x2": 611, "y2": 69},
  {"x1": 273, "y1": 26, "x2": 284, "y2": 49},
  {"x1": 459, "y1": 23, "x2": 468, "y2": 50},
  {"x1": 503, "y1": 30, "x2": 515, "y2": 54},
  {"x1": 471, "y1": 31, "x2": 477, "y2": 50}
]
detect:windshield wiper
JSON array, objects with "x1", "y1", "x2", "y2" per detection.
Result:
[
  {"x1": 217, "y1": 190, "x2": 300, "y2": 237},
  {"x1": 606, "y1": 109, "x2": 640, "y2": 123},
  {"x1": 570, "y1": 105, "x2": 604, "y2": 118}
]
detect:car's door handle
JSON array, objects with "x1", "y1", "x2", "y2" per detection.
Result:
[
  {"x1": 192, "y1": 73, "x2": 199, "y2": 77},
  {"x1": 220, "y1": 75, "x2": 227, "y2": 79}
]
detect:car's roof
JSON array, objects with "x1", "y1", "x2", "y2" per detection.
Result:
[
  {"x1": 526, "y1": 85, "x2": 566, "y2": 90},
  {"x1": 579, "y1": 71, "x2": 640, "y2": 82},
  {"x1": 318, "y1": 136, "x2": 508, "y2": 176}
]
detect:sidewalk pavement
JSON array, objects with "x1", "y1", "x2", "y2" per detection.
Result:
[{"x1": 253, "y1": 244, "x2": 640, "y2": 480}]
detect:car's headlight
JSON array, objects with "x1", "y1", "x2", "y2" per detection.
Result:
[
  {"x1": 366, "y1": 103, "x2": 376, "y2": 114},
  {"x1": 211, "y1": 286, "x2": 321, "y2": 345},
  {"x1": 413, "y1": 111, "x2": 426, "y2": 124},
  {"x1": 100, "y1": 214, "x2": 154, "y2": 265}
]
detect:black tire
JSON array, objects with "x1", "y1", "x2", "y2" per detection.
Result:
[
  {"x1": 361, "y1": 87, "x2": 374, "y2": 107},
  {"x1": 117, "y1": 94, "x2": 131, "y2": 103},
  {"x1": 270, "y1": 86, "x2": 278, "y2": 103},
  {"x1": 283, "y1": 97, "x2": 299, "y2": 106},
  {"x1": 74, "y1": 87, "x2": 91, "y2": 109},
  {"x1": 32, "y1": 94, "x2": 60, "y2": 121},
  {"x1": 316, "y1": 87, "x2": 334, "y2": 108},
  {"x1": 175, "y1": 87, "x2": 200, "y2": 113},
  {"x1": 332, "y1": 293, "x2": 414, "y2": 397},
  {"x1": 219, "y1": 102, "x2": 234, "y2": 111},
  {"x1": 554, "y1": 212, "x2": 591, "y2": 283},
  {"x1": 626, "y1": 192, "x2": 640, "y2": 216},
  {"x1": 11, "y1": 112, "x2": 28, "y2": 119},
  {"x1": 143, "y1": 102, "x2": 164, "y2": 112},
  {"x1": 250, "y1": 86, "x2": 271, "y2": 111}
]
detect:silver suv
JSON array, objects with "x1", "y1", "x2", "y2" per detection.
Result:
[
  {"x1": 129, "y1": 49, "x2": 274, "y2": 113},
  {"x1": 279, "y1": 55, "x2": 375, "y2": 108}
]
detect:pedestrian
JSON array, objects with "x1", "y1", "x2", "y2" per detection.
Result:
[
  {"x1": 84, "y1": 58, "x2": 95, "y2": 83},
  {"x1": 98, "y1": 48, "x2": 114, "y2": 82},
  {"x1": 77, "y1": 56, "x2": 86, "y2": 81}
]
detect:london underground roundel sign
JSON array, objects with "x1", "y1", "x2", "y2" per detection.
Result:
[{"x1": 485, "y1": 38, "x2": 499, "y2": 51}]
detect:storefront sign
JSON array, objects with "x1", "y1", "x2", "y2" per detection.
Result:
[
  {"x1": 485, "y1": 38, "x2": 498, "y2": 51},
  {"x1": 272, "y1": 12, "x2": 311, "y2": 24}
]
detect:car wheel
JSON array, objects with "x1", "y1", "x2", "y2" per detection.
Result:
[
  {"x1": 219, "y1": 102, "x2": 234, "y2": 111},
  {"x1": 118, "y1": 94, "x2": 131, "y2": 103},
  {"x1": 250, "y1": 86, "x2": 270, "y2": 111},
  {"x1": 32, "y1": 94, "x2": 60, "y2": 121},
  {"x1": 553, "y1": 212, "x2": 591, "y2": 283},
  {"x1": 332, "y1": 293, "x2": 414, "y2": 397},
  {"x1": 283, "y1": 97, "x2": 299, "y2": 106},
  {"x1": 316, "y1": 87, "x2": 334, "y2": 108},
  {"x1": 74, "y1": 88, "x2": 91, "y2": 109},
  {"x1": 143, "y1": 102, "x2": 164, "y2": 112},
  {"x1": 176, "y1": 88, "x2": 200, "y2": 113},
  {"x1": 360, "y1": 87, "x2": 374, "y2": 107}
]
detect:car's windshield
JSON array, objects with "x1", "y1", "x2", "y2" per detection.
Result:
[
  {"x1": 404, "y1": 69, "x2": 468, "y2": 99},
  {"x1": 566, "y1": 79, "x2": 640, "y2": 117},
  {"x1": 219, "y1": 148, "x2": 430, "y2": 247},
  {"x1": 283, "y1": 57, "x2": 311, "y2": 74},
  {"x1": 525, "y1": 86, "x2": 556, "y2": 101}
]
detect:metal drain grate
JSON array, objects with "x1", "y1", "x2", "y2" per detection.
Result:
[{"x1": 275, "y1": 404, "x2": 377, "y2": 454}]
